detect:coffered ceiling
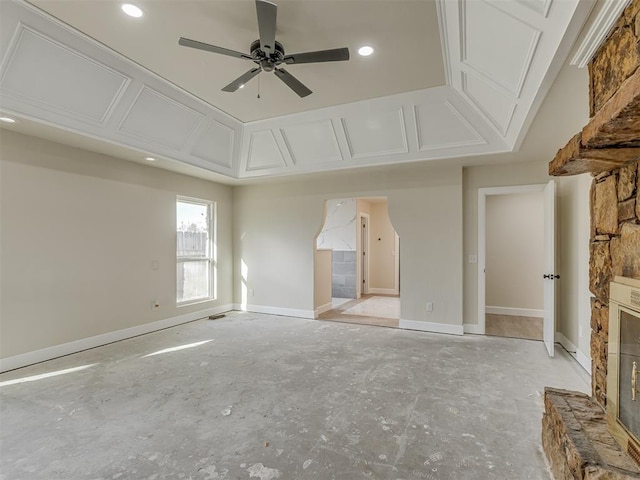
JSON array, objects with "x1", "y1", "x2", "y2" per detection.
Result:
[{"x1": 0, "y1": 0, "x2": 618, "y2": 181}]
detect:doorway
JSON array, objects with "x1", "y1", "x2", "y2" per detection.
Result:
[
  {"x1": 478, "y1": 182, "x2": 557, "y2": 356},
  {"x1": 314, "y1": 197, "x2": 400, "y2": 328}
]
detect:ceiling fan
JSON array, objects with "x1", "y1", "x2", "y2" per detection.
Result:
[{"x1": 178, "y1": 0, "x2": 350, "y2": 98}]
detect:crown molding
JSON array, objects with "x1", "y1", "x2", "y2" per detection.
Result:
[{"x1": 570, "y1": 0, "x2": 630, "y2": 68}]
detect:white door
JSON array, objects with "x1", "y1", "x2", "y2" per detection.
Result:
[
  {"x1": 543, "y1": 180, "x2": 557, "y2": 357},
  {"x1": 361, "y1": 216, "x2": 368, "y2": 294}
]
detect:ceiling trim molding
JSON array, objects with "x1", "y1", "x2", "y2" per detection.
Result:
[
  {"x1": 516, "y1": 0, "x2": 553, "y2": 18},
  {"x1": 570, "y1": 0, "x2": 630, "y2": 68},
  {"x1": 1, "y1": 23, "x2": 132, "y2": 127},
  {"x1": 435, "y1": 0, "x2": 453, "y2": 86},
  {"x1": 116, "y1": 85, "x2": 206, "y2": 151},
  {"x1": 460, "y1": 0, "x2": 542, "y2": 99},
  {"x1": 414, "y1": 101, "x2": 486, "y2": 152},
  {"x1": 0, "y1": 0, "x2": 595, "y2": 180},
  {"x1": 340, "y1": 108, "x2": 409, "y2": 160}
]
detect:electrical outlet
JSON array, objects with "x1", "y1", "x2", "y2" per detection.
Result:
[
  {"x1": 250, "y1": 289, "x2": 255, "y2": 297},
  {"x1": 426, "y1": 302, "x2": 433, "y2": 312},
  {"x1": 468, "y1": 255, "x2": 478, "y2": 264},
  {"x1": 152, "y1": 299, "x2": 159, "y2": 311}
]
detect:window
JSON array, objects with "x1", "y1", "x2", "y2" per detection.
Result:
[{"x1": 176, "y1": 197, "x2": 215, "y2": 304}]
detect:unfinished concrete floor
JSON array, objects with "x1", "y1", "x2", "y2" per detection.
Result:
[{"x1": 0, "y1": 312, "x2": 589, "y2": 480}]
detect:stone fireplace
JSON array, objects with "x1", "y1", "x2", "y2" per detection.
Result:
[
  {"x1": 544, "y1": 0, "x2": 640, "y2": 477},
  {"x1": 607, "y1": 277, "x2": 640, "y2": 463}
]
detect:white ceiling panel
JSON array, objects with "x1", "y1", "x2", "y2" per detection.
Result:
[
  {"x1": 189, "y1": 121, "x2": 234, "y2": 169},
  {"x1": 462, "y1": 0, "x2": 542, "y2": 97},
  {"x1": 281, "y1": 121, "x2": 342, "y2": 165},
  {"x1": 516, "y1": 0, "x2": 553, "y2": 18},
  {"x1": 341, "y1": 109, "x2": 408, "y2": 159},
  {"x1": 246, "y1": 130, "x2": 286, "y2": 171},
  {"x1": 27, "y1": 0, "x2": 446, "y2": 123},
  {"x1": 462, "y1": 73, "x2": 516, "y2": 135},
  {"x1": 0, "y1": 25, "x2": 129, "y2": 125},
  {"x1": 0, "y1": 0, "x2": 596, "y2": 180},
  {"x1": 118, "y1": 86, "x2": 204, "y2": 150},
  {"x1": 415, "y1": 101, "x2": 485, "y2": 151}
]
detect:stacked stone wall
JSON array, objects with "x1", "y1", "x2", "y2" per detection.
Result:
[
  {"x1": 589, "y1": 161, "x2": 640, "y2": 407},
  {"x1": 589, "y1": 0, "x2": 640, "y2": 115},
  {"x1": 586, "y1": 0, "x2": 640, "y2": 409}
]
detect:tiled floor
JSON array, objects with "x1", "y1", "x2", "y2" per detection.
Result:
[{"x1": 318, "y1": 295, "x2": 400, "y2": 328}]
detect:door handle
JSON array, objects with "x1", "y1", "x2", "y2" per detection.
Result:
[
  {"x1": 633, "y1": 361, "x2": 638, "y2": 402},
  {"x1": 543, "y1": 274, "x2": 560, "y2": 279}
]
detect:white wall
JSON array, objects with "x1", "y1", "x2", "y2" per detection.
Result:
[
  {"x1": 0, "y1": 131, "x2": 233, "y2": 363},
  {"x1": 486, "y1": 192, "x2": 544, "y2": 311},
  {"x1": 316, "y1": 198, "x2": 356, "y2": 250},
  {"x1": 556, "y1": 173, "x2": 592, "y2": 370},
  {"x1": 233, "y1": 164, "x2": 463, "y2": 330}
]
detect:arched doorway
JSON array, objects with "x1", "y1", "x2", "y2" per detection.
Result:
[{"x1": 313, "y1": 197, "x2": 400, "y2": 328}]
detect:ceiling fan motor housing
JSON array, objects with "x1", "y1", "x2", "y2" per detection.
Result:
[{"x1": 250, "y1": 39, "x2": 284, "y2": 72}]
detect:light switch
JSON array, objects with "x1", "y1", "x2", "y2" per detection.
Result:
[{"x1": 151, "y1": 260, "x2": 159, "y2": 270}]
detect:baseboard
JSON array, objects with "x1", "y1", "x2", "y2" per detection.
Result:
[
  {"x1": 463, "y1": 323, "x2": 484, "y2": 335},
  {"x1": 368, "y1": 288, "x2": 398, "y2": 295},
  {"x1": 486, "y1": 306, "x2": 544, "y2": 318},
  {"x1": 0, "y1": 304, "x2": 234, "y2": 373},
  {"x1": 233, "y1": 303, "x2": 314, "y2": 319},
  {"x1": 399, "y1": 319, "x2": 464, "y2": 336},
  {"x1": 555, "y1": 331, "x2": 591, "y2": 375},
  {"x1": 314, "y1": 302, "x2": 333, "y2": 318}
]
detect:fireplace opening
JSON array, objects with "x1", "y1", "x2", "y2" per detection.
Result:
[{"x1": 607, "y1": 277, "x2": 640, "y2": 466}]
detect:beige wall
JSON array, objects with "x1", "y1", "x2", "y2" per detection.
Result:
[
  {"x1": 556, "y1": 173, "x2": 591, "y2": 361},
  {"x1": 463, "y1": 161, "x2": 551, "y2": 326},
  {"x1": 0, "y1": 131, "x2": 233, "y2": 358},
  {"x1": 233, "y1": 164, "x2": 463, "y2": 325},
  {"x1": 0, "y1": 64, "x2": 593, "y2": 364},
  {"x1": 313, "y1": 249, "x2": 332, "y2": 311},
  {"x1": 486, "y1": 191, "x2": 544, "y2": 310},
  {"x1": 369, "y1": 201, "x2": 398, "y2": 292},
  {"x1": 462, "y1": 160, "x2": 591, "y2": 363}
]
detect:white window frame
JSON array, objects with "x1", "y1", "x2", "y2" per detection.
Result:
[{"x1": 176, "y1": 196, "x2": 216, "y2": 306}]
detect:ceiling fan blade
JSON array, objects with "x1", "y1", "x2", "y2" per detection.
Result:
[
  {"x1": 255, "y1": 0, "x2": 277, "y2": 55},
  {"x1": 179, "y1": 37, "x2": 252, "y2": 60},
  {"x1": 274, "y1": 68, "x2": 312, "y2": 98},
  {"x1": 222, "y1": 68, "x2": 262, "y2": 92},
  {"x1": 283, "y1": 47, "x2": 350, "y2": 65}
]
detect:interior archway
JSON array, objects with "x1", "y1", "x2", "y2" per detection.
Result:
[{"x1": 313, "y1": 196, "x2": 400, "y2": 328}]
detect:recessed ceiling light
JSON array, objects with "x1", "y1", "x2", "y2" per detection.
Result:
[
  {"x1": 358, "y1": 46, "x2": 374, "y2": 56},
  {"x1": 239, "y1": 84, "x2": 245, "y2": 89},
  {"x1": 145, "y1": 157, "x2": 156, "y2": 162},
  {"x1": 0, "y1": 116, "x2": 17, "y2": 124},
  {"x1": 121, "y1": 3, "x2": 143, "y2": 17}
]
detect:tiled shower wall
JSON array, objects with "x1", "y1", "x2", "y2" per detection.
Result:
[{"x1": 332, "y1": 251, "x2": 357, "y2": 298}]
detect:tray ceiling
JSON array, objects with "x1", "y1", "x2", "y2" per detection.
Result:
[{"x1": 0, "y1": 0, "x2": 598, "y2": 180}]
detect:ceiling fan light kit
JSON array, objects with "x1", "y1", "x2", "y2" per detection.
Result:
[{"x1": 178, "y1": 0, "x2": 350, "y2": 97}]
